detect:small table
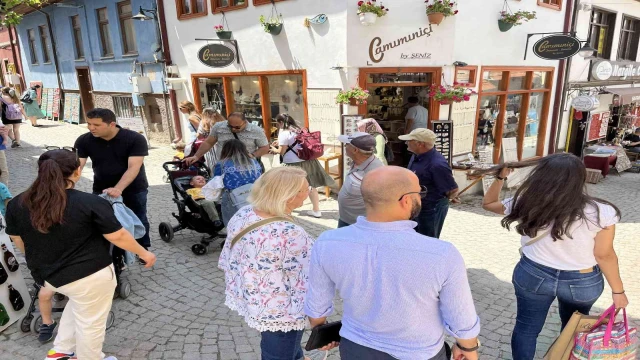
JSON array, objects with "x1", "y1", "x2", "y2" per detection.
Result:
[
  {"x1": 318, "y1": 154, "x2": 343, "y2": 198},
  {"x1": 584, "y1": 155, "x2": 617, "y2": 177}
]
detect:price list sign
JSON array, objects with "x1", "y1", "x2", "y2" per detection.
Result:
[{"x1": 431, "y1": 120, "x2": 453, "y2": 165}]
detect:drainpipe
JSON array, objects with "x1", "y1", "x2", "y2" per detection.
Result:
[
  {"x1": 549, "y1": 0, "x2": 579, "y2": 154},
  {"x1": 7, "y1": 26, "x2": 26, "y2": 90},
  {"x1": 155, "y1": 0, "x2": 182, "y2": 143},
  {"x1": 28, "y1": 6, "x2": 64, "y2": 98}
]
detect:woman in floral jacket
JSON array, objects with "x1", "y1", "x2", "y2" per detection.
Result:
[{"x1": 219, "y1": 167, "x2": 327, "y2": 360}]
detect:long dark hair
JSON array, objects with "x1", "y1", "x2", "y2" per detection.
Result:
[
  {"x1": 23, "y1": 150, "x2": 79, "y2": 233},
  {"x1": 220, "y1": 139, "x2": 258, "y2": 173},
  {"x1": 473, "y1": 153, "x2": 621, "y2": 241},
  {"x1": 275, "y1": 113, "x2": 301, "y2": 131}
]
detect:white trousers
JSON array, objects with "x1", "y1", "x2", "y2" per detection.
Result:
[{"x1": 44, "y1": 265, "x2": 117, "y2": 360}]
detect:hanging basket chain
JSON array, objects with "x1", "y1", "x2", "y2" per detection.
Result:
[
  {"x1": 502, "y1": 0, "x2": 513, "y2": 16},
  {"x1": 270, "y1": 1, "x2": 282, "y2": 23},
  {"x1": 219, "y1": 11, "x2": 230, "y2": 30}
]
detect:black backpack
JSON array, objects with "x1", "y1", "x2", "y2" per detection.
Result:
[{"x1": 20, "y1": 90, "x2": 32, "y2": 104}]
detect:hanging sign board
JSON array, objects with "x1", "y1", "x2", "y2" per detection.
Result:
[
  {"x1": 587, "y1": 111, "x2": 610, "y2": 142},
  {"x1": 197, "y1": 43, "x2": 236, "y2": 68},
  {"x1": 571, "y1": 96, "x2": 600, "y2": 112},
  {"x1": 533, "y1": 35, "x2": 581, "y2": 60},
  {"x1": 590, "y1": 60, "x2": 640, "y2": 81}
]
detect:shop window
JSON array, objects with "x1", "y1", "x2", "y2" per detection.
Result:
[
  {"x1": 254, "y1": 0, "x2": 285, "y2": 5},
  {"x1": 38, "y1": 25, "x2": 51, "y2": 64},
  {"x1": 508, "y1": 72, "x2": 526, "y2": 91},
  {"x1": 503, "y1": 94, "x2": 523, "y2": 142},
  {"x1": 537, "y1": 0, "x2": 561, "y2": 10},
  {"x1": 113, "y1": 96, "x2": 142, "y2": 118},
  {"x1": 71, "y1": 16, "x2": 85, "y2": 60},
  {"x1": 198, "y1": 78, "x2": 228, "y2": 117},
  {"x1": 482, "y1": 71, "x2": 505, "y2": 92},
  {"x1": 589, "y1": 9, "x2": 616, "y2": 59},
  {"x1": 176, "y1": 0, "x2": 207, "y2": 20},
  {"x1": 212, "y1": 0, "x2": 248, "y2": 13},
  {"x1": 118, "y1": 1, "x2": 137, "y2": 55},
  {"x1": 618, "y1": 16, "x2": 640, "y2": 61},
  {"x1": 524, "y1": 93, "x2": 544, "y2": 159},
  {"x1": 266, "y1": 74, "x2": 304, "y2": 136},
  {"x1": 97, "y1": 8, "x2": 114, "y2": 57},
  {"x1": 229, "y1": 76, "x2": 262, "y2": 127},
  {"x1": 532, "y1": 71, "x2": 549, "y2": 90},
  {"x1": 27, "y1": 29, "x2": 38, "y2": 65},
  {"x1": 476, "y1": 95, "x2": 500, "y2": 157}
]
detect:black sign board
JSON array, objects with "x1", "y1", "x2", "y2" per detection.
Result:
[
  {"x1": 431, "y1": 120, "x2": 453, "y2": 165},
  {"x1": 533, "y1": 35, "x2": 581, "y2": 60},
  {"x1": 197, "y1": 43, "x2": 236, "y2": 68}
]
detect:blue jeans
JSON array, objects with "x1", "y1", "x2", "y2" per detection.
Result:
[
  {"x1": 414, "y1": 198, "x2": 449, "y2": 239},
  {"x1": 122, "y1": 190, "x2": 151, "y2": 248},
  {"x1": 340, "y1": 338, "x2": 448, "y2": 360},
  {"x1": 511, "y1": 256, "x2": 604, "y2": 360},
  {"x1": 221, "y1": 190, "x2": 238, "y2": 227},
  {"x1": 337, "y1": 219, "x2": 351, "y2": 228},
  {"x1": 261, "y1": 329, "x2": 304, "y2": 360}
]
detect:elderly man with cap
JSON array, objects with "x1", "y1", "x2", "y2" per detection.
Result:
[
  {"x1": 337, "y1": 132, "x2": 385, "y2": 228},
  {"x1": 399, "y1": 128, "x2": 459, "y2": 239}
]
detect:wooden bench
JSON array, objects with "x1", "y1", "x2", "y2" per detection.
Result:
[{"x1": 318, "y1": 154, "x2": 343, "y2": 198}]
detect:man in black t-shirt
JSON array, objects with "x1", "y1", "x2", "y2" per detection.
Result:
[
  {"x1": 623, "y1": 128, "x2": 640, "y2": 153},
  {"x1": 74, "y1": 108, "x2": 151, "y2": 250}
]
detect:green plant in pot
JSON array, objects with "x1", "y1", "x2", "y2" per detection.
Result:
[
  {"x1": 214, "y1": 25, "x2": 232, "y2": 40},
  {"x1": 498, "y1": 10, "x2": 536, "y2": 32},
  {"x1": 356, "y1": 0, "x2": 389, "y2": 26},
  {"x1": 425, "y1": 0, "x2": 458, "y2": 25},
  {"x1": 259, "y1": 14, "x2": 284, "y2": 35},
  {"x1": 336, "y1": 86, "x2": 370, "y2": 105}
]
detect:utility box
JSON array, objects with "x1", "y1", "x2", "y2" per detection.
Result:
[{"x1": 132, "y1": 76, "x2": 152, "y2": 94}]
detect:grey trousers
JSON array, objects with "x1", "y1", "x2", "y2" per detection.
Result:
[{"x1": 339, "y1": 338, "x2": 449, "y2": 360}]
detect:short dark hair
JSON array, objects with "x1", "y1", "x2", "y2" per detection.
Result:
[
  {"x1": 408, "y1": 96, "x2": 419, "y2": 104},
  {"x1": 228, "y1": 112, "x2": 247, "y2": 121},
  {"x1": 86, "y1": 108, "x2": 116, "y2": 124}
]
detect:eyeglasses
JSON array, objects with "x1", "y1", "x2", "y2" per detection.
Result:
[
  {"x1": 227, "y1": 124, "x2": 244, "y2": 130},
  {"x1": 398, "y1": 185, "x2": 428, "y2": 201},
  {"x1": 45, "y1": 146, "x2": 76, "y2": 152}
]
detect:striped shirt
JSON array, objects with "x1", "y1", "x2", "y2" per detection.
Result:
[{"x1": 304, "y1": 217, "x2": 481, "y2": 359}]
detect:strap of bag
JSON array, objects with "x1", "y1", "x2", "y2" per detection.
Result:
[
  {"x1": 522, "y1": 229, "x2": 551, "y2": 248},
  {"x1": 230, "y1": 216, "x2": 290, "y2": 248},
  {"x1": 232, "y1": 132, "x2": 239, "y2": 140}
]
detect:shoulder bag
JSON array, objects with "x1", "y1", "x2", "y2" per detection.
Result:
[
  {"x1": 519, "y1": 229, "x2": 551, "y2": 256},
  {"x1": 230, "y1": 216, "x2": 290, "y2": 248}
]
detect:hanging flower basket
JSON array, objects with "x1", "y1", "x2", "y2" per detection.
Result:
[
  {"x1": 425, "y1": 0, "x2": 458, "y2": 25},
  {"x1": 497, "y1": 19, "x2": 513, "y2": 32},
  {"x1": 498, "y1": 2, "x2": 537, "y2": 32},
  {"x1": 356, "y1": 0, "x2": 388, "y2": 26},
  {"x1": 266, "y1": 23, "x2": 283, "y2": 35},
  {"x1": 428, "y1": 12, "x2": 445, "y2": 25},
  {"x1": 215, "y1": 16, "x2": 233, "y2": 39},
  {"x1": 358, "y1": 12, "x2": 378, "y2": 26},
  {"x1": 427, "y1": 82, "x2": 476, "y2": 105},
  {"x1": 259, "y1": 8, "x2": 284, "y2": 36},
  {"x1": 336, "y1": 86, "x2": 370, "y2": 105}
]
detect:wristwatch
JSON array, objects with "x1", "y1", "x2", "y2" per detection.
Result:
[{"x1": 456, "y1": 340, "x2": 481, "y2": 352}]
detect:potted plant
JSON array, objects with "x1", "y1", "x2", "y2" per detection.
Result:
[
  {"x1": 214, "y1": 25, "x2": 232, "y2": 40},
  {"x1": 259, "y1": 14, "x2": 284, "y2": 35},
  {"x1": 498, "y1": 10, "x2": 536, "y2": 32},
  {"x1": 336, "y1": 86, "x2": 370, "y2": 105},
  {"x1": 427, "y1": 82, "x2": 476, "y2": 105},
  {"x1": 425, "y1": 0, "x2": 458, "y2": 25},
  {"x1": 356, "y1": 0, "x2": 388, "y2": 26}
]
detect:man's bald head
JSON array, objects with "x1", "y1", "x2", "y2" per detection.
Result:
[{"x1": 362, "y1": 166, "x2": 419, "y2": 208}]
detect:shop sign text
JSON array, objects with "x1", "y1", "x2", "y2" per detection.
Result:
[
  {"x1": 197, "y1": 43, "x2": 236, "y2": 68},
  {"x1": 369, "y1": 26, "x2": 433, "y2": 63},
  {"x1": 532, "y1": 35, "x2": 581, "y2": 60},
  {"x1": 591, "y1": 60, "x2": 640, "y2": 81}
]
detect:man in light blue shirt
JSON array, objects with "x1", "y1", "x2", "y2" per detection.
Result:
[
  {"x1": 405, "y1": 96, "x2": 428, "y2": 133},
  {"x1": 305, "y1": 166, "x2": 480, "y2": 360}
]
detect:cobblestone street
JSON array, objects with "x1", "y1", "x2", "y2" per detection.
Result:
[{"x1": 0, "y1": 120, "x2": 638, "y2": 360}]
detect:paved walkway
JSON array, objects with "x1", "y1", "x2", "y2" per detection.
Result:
[{"x1": 0, "y1": 119, "x2": 638, "y2": 360}]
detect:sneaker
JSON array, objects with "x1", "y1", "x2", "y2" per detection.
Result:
[
  {"x1": 38, "y1": 321, "x2": 57, "y2": 344},
  {"x1": 304, "y1": 350, "x2": 328, "y2": 360},
  {"x1": 44, "y1": 349, "x2": 75, "y2": 360},
  {"x1": 307, "y1": 210, "x2": 322, "y2": 218},
  {"x1": 10, "y1": 141, "x2": 17, "y2": 148},
  {"x1": 14, "y1": 142, "x2": 21, "y2": 148}
]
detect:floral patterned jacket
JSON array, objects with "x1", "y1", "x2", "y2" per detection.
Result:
[{"x1": 218, "y1": 206, "x2": 315, "y2": 332}]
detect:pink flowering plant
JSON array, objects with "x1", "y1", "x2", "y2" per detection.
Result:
[
  {"x1": 357, "y1": 0, "x2": 388, "y2": 17},
  {"x1": 425, "y1": 0, "x2": 458, "y2": 16},
  {"x1": 336, "y1": 86, "x2": 370, "y2": 105},
  {"x1": 214, "y1": 25, "x2": 225, "y2": 33},
  {"x1": 499, "y1": 10, "x2": 536, "y2": 25},
  {"x1": 428, "y1": 82, "x2": 477, "y2": 105}
]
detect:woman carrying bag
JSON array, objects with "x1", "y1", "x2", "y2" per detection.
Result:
[
  {"x1": 479, "y1": 153, "x2": 628, "y2": 360},
  {"x1": 356, "y1": 118, "x2": 389, "y2": 165}
]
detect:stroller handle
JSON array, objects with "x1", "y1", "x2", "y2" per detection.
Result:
[{"x1": 162, "y1": 160, "x2": 208, "y2": 173}]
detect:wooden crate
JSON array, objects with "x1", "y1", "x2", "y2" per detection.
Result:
[{"x1": 586, "y1": 168, "x2": 603, "y2": 184}]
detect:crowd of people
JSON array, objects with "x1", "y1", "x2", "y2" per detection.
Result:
[{"x1": 0, "y1": 99, "x2": 630, "y2": 360}]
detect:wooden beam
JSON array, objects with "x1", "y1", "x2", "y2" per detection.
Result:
[
  {"x1": 258, "y1": 76, "x2": 271, "y2": 139},
  {"x1": 223, "y1": 77, "x2": 234, "y2": 114}
]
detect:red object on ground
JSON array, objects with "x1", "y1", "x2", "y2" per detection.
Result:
[{"x1": 584, "y1": 155, "x2": 617, "y2": 177}]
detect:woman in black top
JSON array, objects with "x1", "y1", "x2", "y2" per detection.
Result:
[{"x1": 6, "y1": 149, "x2": 156, "y2": 360}]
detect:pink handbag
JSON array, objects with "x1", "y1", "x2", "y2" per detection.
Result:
[{"x1": 570, "y1": 305, "x2": 638, "y2": 360}]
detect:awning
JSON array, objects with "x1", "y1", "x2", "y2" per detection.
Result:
[{"x1": 605, "y1": 87, "x2": 640, "y2": 103}]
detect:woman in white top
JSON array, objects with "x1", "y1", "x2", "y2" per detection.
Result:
[
  {"x1": 271, "y1": 114, "x2": 336, "y2": 218},
  {"x1": 481, "y1": 153, "x2": 628, "y2": 360}
]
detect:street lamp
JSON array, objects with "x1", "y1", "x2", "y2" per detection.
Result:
[
  {"x1": 132, "y1": 6, "x2": 155, "y2": 21},
  {"x1": 578, "y1": 43, "x2": 597, "y2": 58}
]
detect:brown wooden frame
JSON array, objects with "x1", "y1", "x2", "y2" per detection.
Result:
[
  {"x1": 254, "y1": 0, "x2": 285, "y2": 5},
  {"x1": 191, "y1": 70, "x2": 309, "y2": 139},
  {"x1": 27, "y1": 28, "x2": 38, "y2": 65},
  {"x1": 38, "y1": 25, "x2": 51, "y2": 64},
  {"x1": 97, "y1": 7, "x2": 114, "y2": 57},
  {"x1": 176, "y1": 0, "x2": 208, "y2": 20},
  {"x1": 474, "y1": 66, "x2": 554, "y2": 163},
  {"x1": 212, "y1": 0, "x2": 248, "y2": 14},
  {"x1": 357, "y1": 67, "x2": 443, "y2": 128},
  {"x1": 71, "y1": 15, "x2": 85, "y2": 60},
  {"x1": 454, "y1": 65, "x2": 478, "y2": 87},
  {"x1": 537, "y1": 0, "x2": 562, "y2": 11},
  {"x1": 117, "y1": 1, "x2": 138, "y2": 55}
]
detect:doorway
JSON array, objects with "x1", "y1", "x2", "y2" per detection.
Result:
[{"x1": 76, "y1": 68, "x2": 94, "y2": 116}]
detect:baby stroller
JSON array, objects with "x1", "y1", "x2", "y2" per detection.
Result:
[{"x1": 159, "y1": 161, "x2": 225, "y2": 255}]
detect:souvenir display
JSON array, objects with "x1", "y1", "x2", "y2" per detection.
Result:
[
  {"x1": 0, "y1": 214, "x2": 29, "y2": 333},
  {"x1": 432, "y1": 120, "x2": 453, "y2": 165},
  {"x1": 2, "y1": 244, "x2": 18, "y2": 272}
]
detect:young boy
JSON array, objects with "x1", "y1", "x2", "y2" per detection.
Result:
[{"x1": 186, "y1": 176, "x2": 220, "y2": 222}]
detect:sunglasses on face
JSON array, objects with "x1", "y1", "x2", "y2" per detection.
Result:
[
  {"x1": 228, "y1": 124, "x2": 244, "y2": 130},
  {"x1": 398, "y1": 185, "x2": 428, "y2": 201}
]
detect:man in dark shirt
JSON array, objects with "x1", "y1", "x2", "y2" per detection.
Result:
[
  {"x1": 399, "y1": 128, "x2": 459, "y2": 239},
  {"x1": 74, "y1": 108, "x2": 151, "y2": 250},
  {"x1": 623, "y1": 128, "x2": 640, "y2": 153}
]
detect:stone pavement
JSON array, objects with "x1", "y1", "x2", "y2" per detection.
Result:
[{"x1": 0, "y1": 119, "x2": 638, "y2": 360}]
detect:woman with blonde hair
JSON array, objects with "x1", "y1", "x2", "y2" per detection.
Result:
[
  {"x1": 179, "y1": 100, "x2": 201, "y2": 142},
  {"x1": 219, "y1": 166, "x2": 326, "y2": 360},
  {"x1": 1, "y1": 86, "x2": 26, "y2": 148},
  {"x1": 200, "y1": 108, "x2": 225, "y2": 168},
  {"x1": 357, "y1": 118, "x2": 388, "y2": 165}
]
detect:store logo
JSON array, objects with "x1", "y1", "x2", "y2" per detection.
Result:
[
  {"x1": 571, "y1": 95, "x2": 599, "y2": 112},
  {"x1": 369, "y1": 26, "x2": 433, "y2": 63},
  {"x1": 197, "y1": 43, "x2": 236, "y2": 68},
  {"x1": 533, "y1": 35, "x2": 581, "y2": 60},
  {"x1": 591, "y1": 61, "x2": 613, "y2": 81}
]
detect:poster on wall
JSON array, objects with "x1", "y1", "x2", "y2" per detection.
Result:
[
  {"x1": 52, "y1": 88, "x2": 61, "y2": 118},
  {"x1": 40, "y1": 88, "x2": 49, "y2": 118},
  {"x1": 45, "y1": 88, "x2": 55, "y2": 117},
  {"x1": 451, "y1": 96, "x2": 477, "y2": 155},
  {"x1": 307, "y1": 89, "x2": 342, "y2": 153},
  {"x1": 117, "y1": 117, "x2": 148, "y2": 144},
  {"x1": 587, "y1": 111, "x2": 610, "y2": 142},
  {"x1": 62, "y1": 94, "x2": 81, "y2": 124},
  {"x1": 0, "y1": 215, "x2": 29, "y2": 334},
  {"x1": 342, "y1": 114, "x2": 364, "y2": 179},
  {"x1": 431, "y1": 121, "x2": 453, "y2": 165}
]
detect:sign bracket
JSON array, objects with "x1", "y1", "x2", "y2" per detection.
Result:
[
  {"x1": 523, "y1": 31, "x2": 578, "y2": 60},
  {"x1": 194, "y1": 38, "x2": 239, "y2": 64}
]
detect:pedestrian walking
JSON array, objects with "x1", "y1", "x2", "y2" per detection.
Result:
[
  {"x1": 0, "y1": 125, "x2": 10, "y2": 185},
  {"x1": 399, "y1": 128, "x2": 459, "y2": 239},
  {"x1": 272, "y1": 113, "x2": 336, "y2": 218},
  {"x1": 337, "y1": 132, "x2": 384, "y2": 228},
  {"x1": 305, "y1": 166, "x2": 481, "y2": 360},
  {"x1": 5, "y1": 149, "x2": 156, "y2": 360},
  {"x1": 404, "y1": 96, "x2": 428, "y2": 134},
  {"x1": 22, "y1": 84, "x2": 45, "y2": 127},
  {"x1": 0, "y1": 86, "x2": 26, "y2": 148},
  {"x1": 185, "y1": 112, "x2": 270, "y2": 172},
  {"x1": 74, "y1": 108, "x2": 152, "y2": 260},
  {"x1": 479, "y1": 153, "x2": 629, "y2": 360},
  {"x1": 179, "y1": 100, "x2": 201, "y2": 143},
  {"x1": 218, "y1": 166, "x2": 326, "y2": 360},
  {"x1": 199, "y1": 108, "x2": 225, "y2": 170}
]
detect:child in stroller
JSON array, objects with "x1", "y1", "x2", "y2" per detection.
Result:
[{"x1": 159, "y1": 161, "x2": 225, "y2": 255}]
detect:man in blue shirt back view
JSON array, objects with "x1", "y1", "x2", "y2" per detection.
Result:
[{"x1": 305, "y1": 166, "x2": 480, "y2": 360}]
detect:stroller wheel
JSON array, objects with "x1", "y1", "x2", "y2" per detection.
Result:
[
  {"x1": 30, "y1": 314, "x2": 43, "y2": 334},
  {"x1": 106, "y1": 311, "x2": 115, "y2": 330},
  {"x1": 20, "y1": 314, "x2": 33, "y2": 333},
  {"x1": 119, "y1": 281, "x2": 132, "y2": 299},
  {"x1": 192, "y1": 243, "x2": 208, "y2": 255},
  {"x1": 159, "y1": 222, "x2": 174, "y2": 243}
]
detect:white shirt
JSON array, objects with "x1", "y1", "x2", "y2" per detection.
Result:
[
  {"x1": 503, "y1": 198, "x2": 619, "y2": 270},
  {"x1": 405, "y1": 105, "x2": 428, "y2": 131},
  {"x1": 278, "y1": 129, "x2": 303, "y2": 164}
]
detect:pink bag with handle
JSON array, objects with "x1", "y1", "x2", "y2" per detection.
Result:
[{"x1": 570, "y1": 305, "x2": 638, "y2": 360}]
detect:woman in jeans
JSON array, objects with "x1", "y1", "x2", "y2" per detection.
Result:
[
  {"x1": 219, "y1": 167, "x2": 329, "y2": 360},
  {"x1": 213, "y1": 139, "x2": 262, "y2": 225},
  {"x1": 6, "y1": 149, "x2": 156, "y2": 360},
  {"x1": 480, "y1": 153, "x2": 629, "y2": 360}
]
